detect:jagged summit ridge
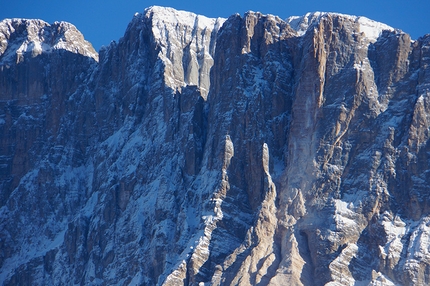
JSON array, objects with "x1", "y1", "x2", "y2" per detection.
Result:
[
  {"x1": 0, "y1": 9, "x2": 403, "y2": 69},
  {"x1": 0, "y1": 18, "x2": 98, "y2": 64},
  {"x1": 287, "y1": 12, "x2": 396, "y2": 42},
  {"x1": 123, "y1": 5, "x2": 226, "y2": 97},
  {"x1": 142, "y1": 6, "x2": 225, "y2": 32},
  {"x1": 1, "y1": 5, "x2": 430, "y2": 286}
]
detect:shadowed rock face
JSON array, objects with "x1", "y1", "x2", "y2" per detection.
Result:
[{"x1": 1, "y1": 6, "x2": 430, "y2": 286}]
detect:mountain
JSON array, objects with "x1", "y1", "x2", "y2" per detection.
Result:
[{"x1": 1, "y1": 6, "x2": 430, "y2": 285}]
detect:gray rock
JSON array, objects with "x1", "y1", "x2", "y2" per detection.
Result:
[{"x1": 1, "y1": 6, "x2": 430, "y2": 286}]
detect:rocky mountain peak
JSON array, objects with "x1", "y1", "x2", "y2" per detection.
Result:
[
  {"x1": 1, "y1": 6, "x2": 430, "y2": 286},
  {"x1": 287, "y1": 12, "x2": 397, "y2": 43},
  {"x1": 131, "y1": 6, "x2": 225, "y2": 97},
  {"x1": 0, "y1": 18, "x2": 98, "y2": 64}
]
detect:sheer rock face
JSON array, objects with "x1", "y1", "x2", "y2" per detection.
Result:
[
  {"x1": 0, "y1": 19, "x2": 98, "y2": 215},
  {"x1": 1, "y1": 6, "x2": 430, "y2": 286}
]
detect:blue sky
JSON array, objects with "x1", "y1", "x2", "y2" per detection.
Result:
[{"x1": 2, "y1": 0, "x2": 429, "y2": 51}]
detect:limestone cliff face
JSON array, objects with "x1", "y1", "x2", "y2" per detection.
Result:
[
  {"x1": 1, "y1": 6, "x2": 430, "y2": 286},
  {"x1": 0, "y1": 19, "x2": 98, "y2": 216}
]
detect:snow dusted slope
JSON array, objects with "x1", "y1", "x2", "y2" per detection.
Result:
[
  {"x1": 1, "y1": 6, "x2": 430, "y2": 286},
  {"x1": 287, "y1": 12, "x2": 395, "y2": 43},
  {"x1": 0, "y1": 19, "x2": 98, "y2": 64}
]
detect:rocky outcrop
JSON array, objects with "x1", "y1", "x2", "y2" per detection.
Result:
[
  {"x1": 0, "y1": 18, "x2": 98, "y2": 212},
  {"x1": 1, "y1": 6, "x2": 430, "y2": 286}
]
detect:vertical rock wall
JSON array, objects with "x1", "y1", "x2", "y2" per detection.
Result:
[{"x1": 1, "y1": 7, "x2": 430, "y2": 286}]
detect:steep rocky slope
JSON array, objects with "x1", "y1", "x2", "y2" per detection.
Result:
[{"x1": 1, "y1": 6, "x2": 430, "y2": 286}]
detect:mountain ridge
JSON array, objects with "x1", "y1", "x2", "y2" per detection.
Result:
[
  {"x1": 1, "y1": 6, "x2": 430, "y2": 285},
  {"x1": 2, "y1": 6, "x2": 420, "y2": 65},
  {"x1": 0, "y1": 18, "x2": 98, "y2": 65}
]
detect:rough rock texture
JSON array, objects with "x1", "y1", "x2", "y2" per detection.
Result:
[{"x1": 1, "y1": 6, "x2": 430, "y2": 286}]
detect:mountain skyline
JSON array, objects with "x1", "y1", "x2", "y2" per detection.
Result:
[
  {"x1": 2, "y1": 6, "x2": 430, "y2": 285},
  {"x1": 1, "y1": 0, "x2": 430, "y2": 51}
]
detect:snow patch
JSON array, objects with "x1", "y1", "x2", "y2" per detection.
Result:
[
  {"x1": 287, "y1": 12, "x2": 395, "y2": 43},
  {"x1": 146, "y1": 6, "x2": 223, "y2": 31},
  {"x1": 405, "y1": 217, "x2": 430, "y2": 270},
  {"x1": 379, "y1": 212, "x2": 407, "y2": 265},
  {"x1": 286, "y1": 12, "x2": 328, "y2": 36},
  {"x1": 357, "y1": 17, "x2": 394, "y2": 43},
  {"x1": 333, "y1": 199, "x2": 360, "y2": 231}
]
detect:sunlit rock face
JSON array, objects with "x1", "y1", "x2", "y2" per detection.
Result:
[{"x1": 1, "y1": 6, "x2": 430, "y2": 286}]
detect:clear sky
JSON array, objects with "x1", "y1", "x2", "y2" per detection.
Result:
[{"x1": 1, "y1": 0, "x2": 429, "y2": 51}]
